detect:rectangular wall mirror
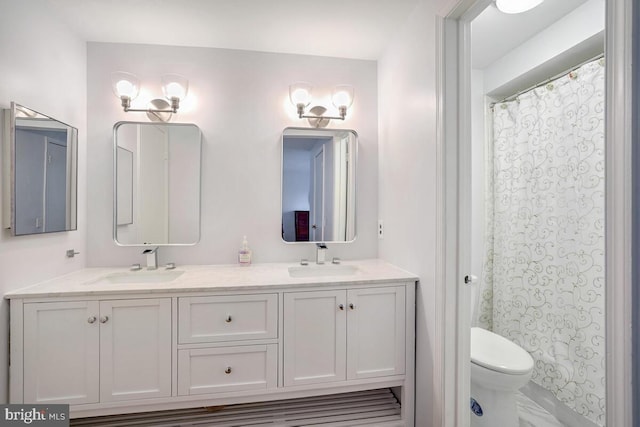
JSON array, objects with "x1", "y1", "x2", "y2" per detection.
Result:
[
  {"x1": 2, "y1": 102, "x2": 78, "y2": 236},
  {"x1": 281, "y1": 127, "x2": 357, "y2": 243},
  {"x1": 114, "y1": 122, "x2": 201, "y2": 246}
]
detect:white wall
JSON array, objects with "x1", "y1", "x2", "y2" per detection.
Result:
[
  {"x1": 87, "y1": 43, "x2": 378, "y2": 267},
  {"x1": 378, "y1": 0, "x2": 454, "y2": 425},
  {"x1": 0, "y1": 0, "x2": 87, "y2": 403}
]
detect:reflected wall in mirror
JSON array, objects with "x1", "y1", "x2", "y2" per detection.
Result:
[
  {"x1": 116, "y1": 147, "x2": 133, "y2": 225},
  {"x1": 114, "y1": 122, "x2": 201, "y2": 246},
  {"x1": 282, "y1": 128, "x2": 357, "y2": 243},
  {"x1": 2, "y1": 103, "x2": 78, "y2": 236}
]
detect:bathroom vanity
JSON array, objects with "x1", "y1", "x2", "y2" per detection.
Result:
[{"x1": 6, "y1": 260, "x2": 416, "y2": 425}]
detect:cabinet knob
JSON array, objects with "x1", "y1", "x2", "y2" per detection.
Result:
[
  {"x1": 225, "y1": 315, "x2": 232, "y2": 323},
  {"x1": 349, "y1": 303, "x2": 355, "y2": 310},
  {"x1": 87, "y1": 316, "x2": 97, "y2": 324},
  {"x1": 225, "y1": 367, "x2": 232, "y2": 374},
  {"x1": 338, "y1": 304, "x2": 344, "y2": 311},
  {"x1": 100, "y1": 316, "x2": 109, "y2": 324}
]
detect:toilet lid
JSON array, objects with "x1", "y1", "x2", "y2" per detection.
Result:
[{"x1": 470, "y1": 327, "x2": 534, "y2": 375}]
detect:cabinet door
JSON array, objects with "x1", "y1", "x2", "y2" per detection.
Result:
[
  {"x1": 284, "y1": 290, "x2": 346, "y2": 386},
  {"x1": 99, "y1": 298, "x2": 172, "y2": 402},
  {"x1": 23, "y1": 301, "x2": 100, "y2": 404},
  {"x1": 347, "y1": 286, "x2": 406, "y2": 379}
]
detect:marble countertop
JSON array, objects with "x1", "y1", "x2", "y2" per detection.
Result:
[{"x1": 4, "y1": 259, "x2": 418, "y2": 299}]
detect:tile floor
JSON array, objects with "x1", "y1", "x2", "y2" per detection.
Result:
[{"x1": 517, "y1": 392, "x2": 565, "y2": 427}]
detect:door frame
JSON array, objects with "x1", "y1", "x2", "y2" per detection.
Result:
[
  {"x1": 311, "y1": 144, "x2": 325, "y2": 241},
  {"x1": 436, "y1": 0, "x2": 634, "y2": 426}
]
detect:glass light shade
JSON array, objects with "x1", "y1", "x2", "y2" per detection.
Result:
[
  {"x1": 161, "y1": 74, "x2": 189, "y2": 100},
  {"x1": 111, "y1": 71, "x2": 140, "y2": 99},
  {"x1": 332, "y1": 85, "x2": 355, "y2": 109},
  {"x1": 289, "y1": 82, "x2": 313, "y2": 107},
  {"x1": 495, "y1": 0, "x2": 544, "y2": 14}
]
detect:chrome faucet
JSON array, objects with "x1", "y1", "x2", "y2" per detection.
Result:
[
  {"x1": 316, "y1": 243, "x2": 327, "y2": 264},
  {"x1": 142, "y1": 247, "x2": 159, "y2": 270}
]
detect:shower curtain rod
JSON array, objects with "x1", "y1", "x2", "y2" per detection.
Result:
[{"x1": 489, "y1": 53, "x2": 605, "y2": 107}]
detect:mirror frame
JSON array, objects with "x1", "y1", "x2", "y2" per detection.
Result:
[
  {"x1": 281, "y1": 127, "x2": 358, "y2": 244},
  {"x1": 112, "y1": 121, "x2": 202, "y2": 247},
  {"x1": 2, "y1": 102, "x2": 78, "y2": 236}
]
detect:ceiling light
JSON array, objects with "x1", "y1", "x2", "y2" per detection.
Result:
[
  {"x1": 495, "y1": 0, "x2": 544, "y2": 14},
  {"x1": 289, "y1": 83, "x2": 355, "y2": 128},
  {"x1": 111, "y1": 72, "x2": 190, "y2": 122}
]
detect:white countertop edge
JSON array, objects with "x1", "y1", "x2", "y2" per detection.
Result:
[{"x1": 4, "y1": 259, "x2": 418, "y2": 299}]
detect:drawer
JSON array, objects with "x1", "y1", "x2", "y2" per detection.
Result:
[
  {"x1": 177, "y1": 345, "x2": 277, "y2": 395},
  {"x1": 178, "y1": 294, "x2": 278, "y2": 344}
]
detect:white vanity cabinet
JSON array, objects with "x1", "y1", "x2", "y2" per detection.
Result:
[
  {"x1": 7, "y1": 261, "x2": 417, "y2": 424},
  {"x1": 283, "y1": 286, "x2": 406, "y2": 387},
  {"x1": 19, "y1": 298, "x2": 172, "y2": 405}
]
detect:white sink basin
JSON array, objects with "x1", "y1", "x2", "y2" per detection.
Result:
[
  {"x1": 288, "y1": 264, "x2": 359, "y2": 278},
  {"x1": 93, "y1": 270, "x2": 185, "y2": 284}
]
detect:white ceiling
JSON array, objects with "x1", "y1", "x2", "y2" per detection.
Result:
[
  {"x1": 471, "y1": 0, "x2": 590, "y2": 69},
  {"x1": 46, "y1": 0, "x2": 419, "y2": 60},
  {"x1": 44, "y1": 0, "x2": 597, "y2": 65}
]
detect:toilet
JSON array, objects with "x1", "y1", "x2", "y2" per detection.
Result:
[{"x1": 470, "y1": 327, "x2": 534, "y2": 427}]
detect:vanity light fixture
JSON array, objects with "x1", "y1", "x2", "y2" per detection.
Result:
[
  {"x1": 495, "y1": 0, "x2": 544, "y2": 14},
  {"x1": 111, "y1": 72, "x2": 189, "y2": 122},
  {"x1": 289, "y1": 82, "x2": 355, "y2": 128}
]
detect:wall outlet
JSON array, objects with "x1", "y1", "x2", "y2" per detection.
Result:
[{"x1": 378, "y1": 220, "x2": 384, "y2": 239}]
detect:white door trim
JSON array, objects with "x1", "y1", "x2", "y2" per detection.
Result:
[
  {"x1": 604, "y1": 0, "x2": 634, "y2": 426},
  {"x1": 436, "y1": 0, "x2": 634, "y2": 426}
]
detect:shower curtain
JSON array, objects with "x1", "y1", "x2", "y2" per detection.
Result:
[{"x1": 475, "y1": 59, "x2": 605, "y2": 426}]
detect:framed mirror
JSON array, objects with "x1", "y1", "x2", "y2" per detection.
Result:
[
  {"x1": 2, "y1": 102, "x2": 78, "y2": 236},
  {"x1": 281, "y1": 127, "x2": 357, "y2": 243},
  {"x1": 114, "y1": 122, "x2": 201, "y2": 246}
]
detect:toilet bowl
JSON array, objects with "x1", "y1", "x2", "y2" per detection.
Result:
[{"x1": 470, "y1": 327, "x2": 534, "y2": 427}]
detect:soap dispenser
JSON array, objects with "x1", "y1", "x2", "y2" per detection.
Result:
[{"x1": 238, "y1": 236, "x2": 252, "y2": 266}]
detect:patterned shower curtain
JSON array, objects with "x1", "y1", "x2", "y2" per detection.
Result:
[{"x1": 475, "y1": 59, "x2": 606, "y2": 426}]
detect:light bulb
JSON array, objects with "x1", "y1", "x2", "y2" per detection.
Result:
[
  {"x1": 161, "y1": 74, "x2": 189, "y2": 101},
  {"x1": 289, "y1": 82, "x2": 313, "y2": 107},
  {"x1": 116, "y1": 80, "x2": 136, "y2": 98},
  {"x1": 111, "y1": 71, "x2": 140, "y2": 100},
  {"x1": 332, "y1": 85, "x2": 354, "y2": 109},
  {"x1": 495, "y1": 0, "x2": 544, "y2": 14},
  {"x1": 164, "y1": 82, "x2": 185, "y2": 100}
]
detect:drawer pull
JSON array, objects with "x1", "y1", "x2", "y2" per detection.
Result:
[
  {"x1": 225, "y1": 367, "x2": 232, "y2": 374},
  {"x1": 225, "y1": 315, "x2": 232, "y2": 323},
  {"x1": 87, "y1": 316, "x2": 97, "y2": 324},
  {"x1": 100, "y1": 316, "x2": 109, "y2": 324}
]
